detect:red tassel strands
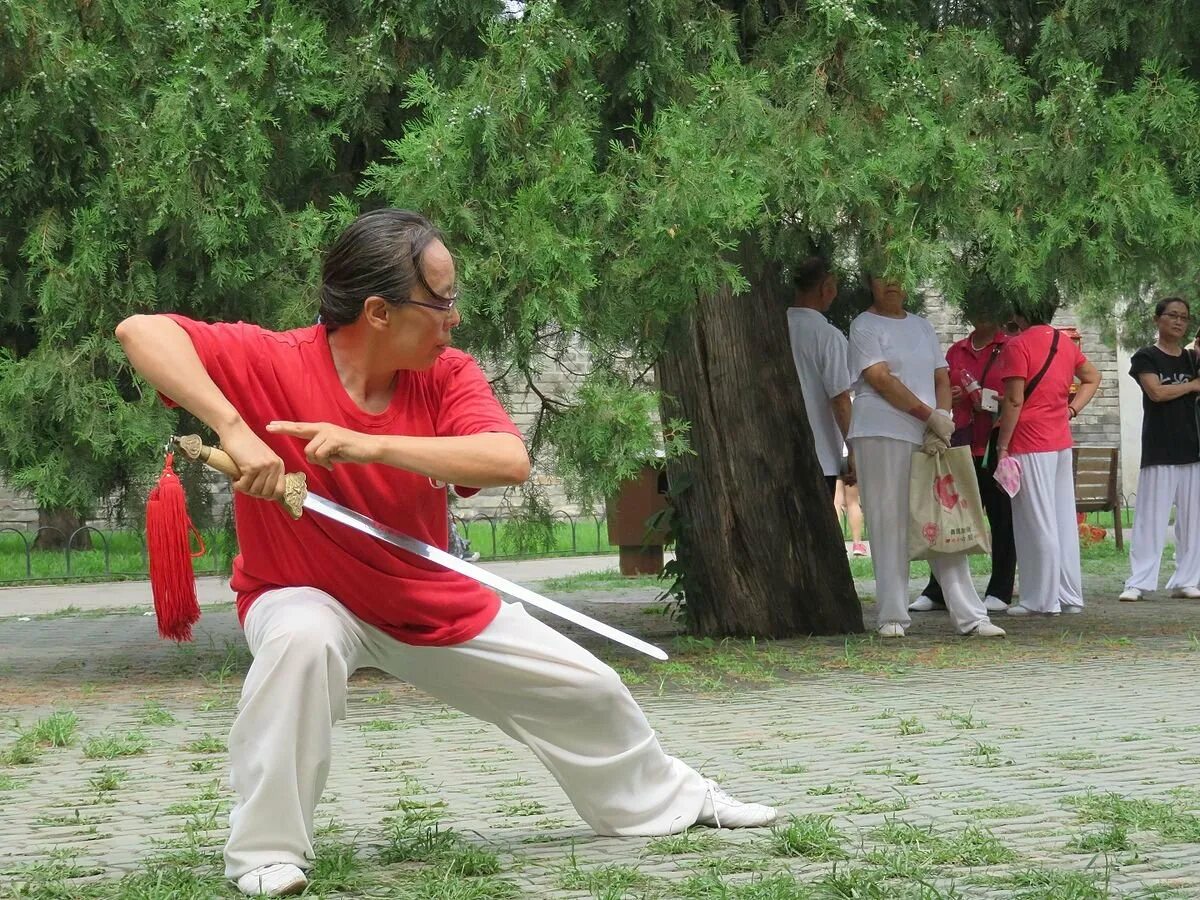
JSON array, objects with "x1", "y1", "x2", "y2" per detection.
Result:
[{"x1": 145, "y1": 452, "x2": 205, "y2": 641}]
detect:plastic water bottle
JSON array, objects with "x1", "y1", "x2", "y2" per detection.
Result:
[{"x1": 960, "y1": 369, "x2": 982, "y2": 406}]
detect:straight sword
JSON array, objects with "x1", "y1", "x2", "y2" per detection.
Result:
[{"x1": 172, "y1": 436, "x2": 668, "y2": 661}]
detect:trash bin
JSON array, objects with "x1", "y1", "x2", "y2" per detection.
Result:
[{"x1": 605, "y1": 463, "x2": 670, "y2": 576}]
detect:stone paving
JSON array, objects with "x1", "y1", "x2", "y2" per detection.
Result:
[{"x1": 2, "y1": 569, "x2": 1200, "y2": 897}]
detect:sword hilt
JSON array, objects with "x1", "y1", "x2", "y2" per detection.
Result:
[{"x1": 172, "y1": 435, "x2": 307, "y2": 520}]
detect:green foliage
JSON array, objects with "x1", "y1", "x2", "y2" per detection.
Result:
[{"x1": 3, "y1": 0, "x2": 1200, "y2": 521}]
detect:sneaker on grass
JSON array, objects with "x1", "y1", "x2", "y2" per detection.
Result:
[
  {"x1": 694, "y1": 779, "x2": 777, "y2": 829},
  {"x1": 236, "y1": 863, "x2": 307, "y2": 898}
]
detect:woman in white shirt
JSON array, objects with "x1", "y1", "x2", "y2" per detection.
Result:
[{"x1": 847, "y1": 270, "x2": 1005, "y2": 639}]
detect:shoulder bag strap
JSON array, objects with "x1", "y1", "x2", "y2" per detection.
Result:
[{"x1": 1023, "y1": 328, "x2": 1061, "y2": 401}]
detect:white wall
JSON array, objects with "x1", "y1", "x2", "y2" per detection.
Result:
[{"x1": 1117, "y1": 345, "x2": 1142, "y2": 504}]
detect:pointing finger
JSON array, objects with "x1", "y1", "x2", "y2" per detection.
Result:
[{"x1": 267, "y1": 421, "x2": 319, "y2": 437}]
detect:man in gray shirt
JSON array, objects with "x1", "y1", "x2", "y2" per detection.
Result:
[{"x1": 787, "y1": 256, "x2": 852, "y2": 496}]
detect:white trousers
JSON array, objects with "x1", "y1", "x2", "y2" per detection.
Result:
[
  {"x1": 851, "y1": 436, "x2": 990, "y2": 633},
  {"x1": 1010, "y1": 449, "x2": 1083, "y2": 612},
  {"x1": 224, "y1": 588, "x2": 708, "y2": 879},
  {"x1": 1126, "y1": 463, "x2": 1200, "y2": 591}
]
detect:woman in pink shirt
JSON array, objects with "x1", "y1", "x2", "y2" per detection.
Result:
[{"x1": 995, "y1": 307, "x2": 1101, "y2": 616}]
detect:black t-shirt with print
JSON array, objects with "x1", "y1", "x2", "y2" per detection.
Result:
[{"x1": 1129, "y1": 345, "x2": 1200, "y2": 467}]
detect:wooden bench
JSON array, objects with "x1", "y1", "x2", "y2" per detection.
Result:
[{"x1": 1072, "y1": 446, "x2": 1123, "y2": 549}]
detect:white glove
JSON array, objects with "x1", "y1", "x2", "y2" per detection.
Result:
[
  {"x1": 921, "y1": 429, "x2": 950, "y2": 456},
  {"x1": 920, "y1": 409, "x2": 954, "y2": 455},
  {"x1": 925, "y1": 408, "x2": 955, "y2": 443}
]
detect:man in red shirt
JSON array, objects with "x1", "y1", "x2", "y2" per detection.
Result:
[
  {"x1": 910, "y1": 306, "x2": 1017, "y2": 614},
  {"x1": 116, "y1": 210, "x2": 775, "y2": 898}
]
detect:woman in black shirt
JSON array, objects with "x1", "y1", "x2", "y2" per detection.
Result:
[{"x1": 1120, "y1": 297, "x2": 1200, "y2": 601}]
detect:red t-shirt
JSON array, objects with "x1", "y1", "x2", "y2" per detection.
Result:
[
  {"x1": 162, "y1": 315, "x2": 523, "y2": 646},
  {"x1": 1000, "y1": 325, "x2": 1086, "y2": 456},
  {"x1": 945, "y1": 331, "x2": 1009, "y2": 456}
]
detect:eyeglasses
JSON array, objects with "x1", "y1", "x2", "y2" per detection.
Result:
[
  {"x1": 1160, "y1": 312, "x2": 1191, "y2": 323},
  {"x1": 1001, "y1": 321, "x2": 1021, "y2": 334},
  {"x1": 400, "y1": 289, "x2": 459, "y2": 313}
]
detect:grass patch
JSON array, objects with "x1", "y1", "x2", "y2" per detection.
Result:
[
  {"x1": 82, "y1": 730, "x2": 150, "y2": 759},
  {"x1": 88, "y1": 767, "x2": 129, "y2": 793},
  {"x1": 501, "y1": 799, "x2": 545, "y2": 817},
  {"x1": 540, "y1": 570, "x2": 662, "y2": 593},
  {"x1": 1066, "y1": 792, "x2": 1200, "y2": 842},
  {"x1": 954, "y1": 802, "x2": 1037, "y2": 819},
  {"x1": 769, "y1": 814, "x2": 850, "y2": 860},
  {"x1": 27, "y1": 710, "x2": 80, "y2": 747},
  {"x1": 869, "y1": 820, "x2": 1017, "y2": 867},
  {"x1": 185, "y1": 735, "x2": 226, "y2": 754},
  {"x1": 557, "y1": 860, "x2": 649, "y2": 895},
  {"x1": 645, "y1": 829, "x2": 720, "y2": 855},
  {"x1": 379, "y1": 820, "x2": 502, "y2": 877},
  {"x1": 838, "y1": 792, "x2": 910, "y2": 814},
  {"x1": 308, "y1": 839, "x2": 368, "y2": 894},
  {"x1": 3, "y1": 736, "x2": 40, "y2": 766},
  {"x1": 360, "y1": 719, "x2": 407, "y2": 732},
  {"x1": 137, "y1": 701, "x2": 178, "y2": 727},
  {"x1": 897, "y1": 716, "x2": 926, "y2": 736},
  {"x1": 1065, "y1": 824, "x2": 1133, "y2": 854},
  {"x1": 982, "y1": 865, "x2": 1110, "y2": 899}
]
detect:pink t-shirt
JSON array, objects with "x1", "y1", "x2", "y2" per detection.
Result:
[{"x1": 1000, "y1": 325, "x2": 1086, "y2": 456}]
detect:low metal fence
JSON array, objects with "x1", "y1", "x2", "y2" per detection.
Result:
[{"x1": 0, "y1": 512, "x2": 617, "y2": 585}]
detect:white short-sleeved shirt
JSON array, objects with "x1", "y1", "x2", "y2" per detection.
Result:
[
  {"x1": 846, "y1": 310, "x2": 947, "y2": 445},
  {"x1": 787, "y1": 307, "x2": 852, "y2": 476}
]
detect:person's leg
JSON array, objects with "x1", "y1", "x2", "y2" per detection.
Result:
[
  {"x1": 977, "y1": 456, "x2": 1015, "y2": 604},
  {"x1": 1009, "y1": 451, "x2": 1062, "y2": 613},
  {"x1": 844, "y1": 483, "x2": 865, "y2": 545},
  {"x1": 1126, "y1": 465, "x2": 1176, "y2": 592},
  {"x1": 365, "y1": 602, "x2": 771, "y2": 835},
  {"x1": 1164, "y1": 463, "x2": 1200, "y2": 593},
  {"x1": 928, "y1": 553, "x2": 991, "y2": 633},
  {"x1": 851, "y1": 437, "x2": 913, "y2": 632},
  {"x1": 1053, "y1": 449, "x2": 1084, "y2": 610},
  {"x1": 913, "y1": 574, "x2": 945, "y2": 609},
  {"x1": 225, "y1": 588, "x2": 371, "y2": 881}
]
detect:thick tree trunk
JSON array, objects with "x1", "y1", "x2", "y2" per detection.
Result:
[
  {"x1": 656, "y1": 240, "x2": 863, "y2": 637},
  {"x1": 32, "y1": 507, "x2": 93, "y2": 551}
]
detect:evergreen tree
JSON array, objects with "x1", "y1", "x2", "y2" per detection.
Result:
[{"x1": 2, "y1": 1, "x2": 1197, "y2": 630}]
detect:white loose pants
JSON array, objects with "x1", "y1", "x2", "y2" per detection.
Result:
[
  {"x1": 1126, "y1": 462, "x2": 1200, "y2": 592},
  {"x1": 851, "y1": 437, "x2": 991, "y2": 633},
  {"x1": 224, "y1": 588, "x2": 709, "y2": 879},
  {"x1": 1010, "y1": 449, "x2": 1083, "y2": 613}
]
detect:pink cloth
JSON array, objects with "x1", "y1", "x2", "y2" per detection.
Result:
[{"x1": 993, "y1": 455, "x2": 1022, "y2": 498}]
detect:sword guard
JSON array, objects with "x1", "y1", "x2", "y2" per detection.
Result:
[{"x1": 172, "y1": 435, "x2": 306, "y2": 520}]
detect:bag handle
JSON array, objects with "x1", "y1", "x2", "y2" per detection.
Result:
[
  {"x1": 979, "y1": 342, "x2": 1003, "y2": 385},
  {"x1": 1023, "y1": 328, "x2": 1061, "y2": 401}
]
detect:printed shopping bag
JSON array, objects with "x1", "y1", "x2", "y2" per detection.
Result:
[{"x1": 908, "y1": 446, "x2": 992, "y2": 561}]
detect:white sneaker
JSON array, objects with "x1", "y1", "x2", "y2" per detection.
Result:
[
  {"x1": 908, "y1": 595, "x2": 943, "y2": 612},
  {"x1": 695, "y1": 778, "x2": 777, "y2": 828},
  {"x1": 1171, "y1": 586, "x2": 1200, "y2": 599},
  {"x1": 968, "y1": 621, "x2": 1006, "y2": 637},
  {"x1": 236, "y1": 864, "x2": 307, "y2": 897},
  {"x1": 1061, "y1": 605, "x2": 1083, "y2": 615},
  {"x1": 1005, "y1": 604, "x2": 1036, "y2": 617},
  {"x1": 983, "y1": 595, "x2": 1009, "y2": 612},
  {"x1": 877, "y1": 623, "x2": 906, "y2": 638},
  {"x1": 1119, "y1": 587, "x2": 1143, "y2": 602}
]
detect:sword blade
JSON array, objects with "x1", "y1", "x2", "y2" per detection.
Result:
[{"x1": 301, "y1": 492, "x2": 669, "y2": 661}]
